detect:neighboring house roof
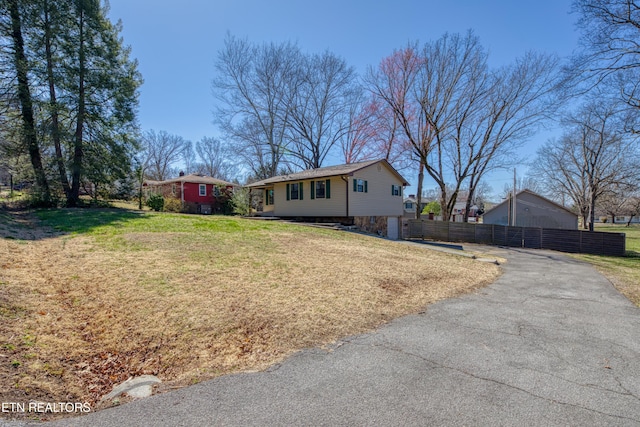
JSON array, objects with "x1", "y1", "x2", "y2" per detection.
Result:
[
  {"x1": 145, "y1": 174, "x2": 237, "y2": 187},
  {"x1": 483, "y1": 189, "x2": 576, "y2": 217},
  {"x1": 453, "y1": 200, "x2": 479, "y2": 212},
  {"x1": 246, "y1": 159, "x2": 409, "y2": 188}
]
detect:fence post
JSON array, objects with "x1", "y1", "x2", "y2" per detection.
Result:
[
  {"x1": 579, "y1": 229, "x2": 583, "y2": 253},
  {"x1": 539, "y1": 228, "x2": 542, "y2": 250}
]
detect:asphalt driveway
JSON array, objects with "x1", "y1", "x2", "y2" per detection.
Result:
[{"x1": 18, "y1": 246, "x2": 640, "y2": 426}]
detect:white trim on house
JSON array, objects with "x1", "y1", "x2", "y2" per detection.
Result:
[{"x1": 247, "y1": 159, "x2": 409, "y2": 218}]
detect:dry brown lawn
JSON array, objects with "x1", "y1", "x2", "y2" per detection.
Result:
[
  {"x1": 0, "y1": 208, "x2": 500, "y2": 419},
  {"x1": 573, "y1": 224, "x2": 640, "y2": 307}
]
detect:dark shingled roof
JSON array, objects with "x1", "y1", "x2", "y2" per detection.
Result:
[
  {"x1": 145, "y1": 174, "x2": 237, "y2": 187},
  {"x1": 246, "y1": 159, "x2": 409, "y2": 188},
  {"x1": 482, "y1": 189, "x2": 577, "y2": 217}
]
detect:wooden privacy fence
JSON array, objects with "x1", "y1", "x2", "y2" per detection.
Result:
[{"x1": 405, "y1": 220, "x2": 626, "y2": 257}]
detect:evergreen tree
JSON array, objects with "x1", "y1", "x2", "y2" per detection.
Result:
[
  {"x1": 64, "y1": 0, "x2": 141, "y2": 206},
  {"x1": 2, "y1": 0, "x2": 52, "y2": 204},
  {"x1": 0, "y1": 0, "x2": 141, "y2": 206}
]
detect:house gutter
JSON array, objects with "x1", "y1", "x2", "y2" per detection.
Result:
[{"x1": 341, "y1": 175, "x2": 350, "y2": 217}]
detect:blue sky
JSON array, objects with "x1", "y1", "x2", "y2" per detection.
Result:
[{"x1": 107, "y1": 0, "x2": 580, "y2": 198}]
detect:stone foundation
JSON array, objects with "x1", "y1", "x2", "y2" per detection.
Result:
[{"x1": 353, "y1": 216, "x2": 388, "y2": 237}]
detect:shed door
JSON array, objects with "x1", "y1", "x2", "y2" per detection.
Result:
[{"x1": 387, "y1": 217, "x2": 399, "y2": 240}]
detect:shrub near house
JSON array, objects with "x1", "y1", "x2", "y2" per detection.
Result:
[
  {"x1": 143, "y1": 173, "x2": 237, "y2": 214},
  {"x1": 246, "y1": 159, "x2": 409, "y2": 238}
]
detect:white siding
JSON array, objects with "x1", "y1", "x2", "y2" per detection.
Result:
[{"x1": 349, "y1": 163, "x2": 404, "y2": 217}]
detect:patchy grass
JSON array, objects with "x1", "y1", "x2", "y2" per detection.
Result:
[
  {"x1": 574, "y1": 224, "x2": 640, "y2": 306},
  {"x1": 0, "y1": 208, "x2": 500, "y2": 419}
]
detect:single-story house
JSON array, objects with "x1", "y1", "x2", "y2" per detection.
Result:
[
  {"x1": 608, "y1": 216, "x2": 640, "y2": 224},
  {"x1": 246, "y1": 159, "x2": 409, "y2": 238},
  {"x1": 482, "y1": 189, "x2": 578, "y2": 230},
  {"x1": 144, "y1": 172, "x2": 237, "y2": 214}
]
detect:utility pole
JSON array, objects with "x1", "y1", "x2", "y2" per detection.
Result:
[{"x1": 512, "y1": 168, "x2": 517, "y2": 226}]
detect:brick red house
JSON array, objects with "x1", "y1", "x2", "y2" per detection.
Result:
[{"x1": 144, "y1": 173, "x2": 237, "y2": 214}]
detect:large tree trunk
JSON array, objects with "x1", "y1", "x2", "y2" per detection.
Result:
[
  {"x1": 463, "y1": 191, "x2": 473, "y2": 223},
  {"x1": 440, "y1": 186, "x2": 458, "y2": 221},
  {"x1": 43, "y1": 0, "x2": 71, "y2": 200},
  {"x1": 581, "y1": 205, "x2": 589, "y2": 230},
  {"x1": 589, "y1": 188, "x2": 596, "y2": 232},
  {"x1": 8, "y1": 0, "x2": 51, "y2": 204},
  {"x1": 68, "y1": 5, "x2": 86, "y2": 207},
  {"x1": 415, "y1": 160, "x2": 424, "y2": 219}
]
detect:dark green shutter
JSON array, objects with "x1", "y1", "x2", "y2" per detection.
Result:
[
  {"x1": 326, "y1": 179, "x2": 331, "y2": 199},
  {"x1": 353, "y1": 179, "x2": 357, "y2": 192},
  {"x1": 299, "y1": 182, "x2": 303, "y2": 200},
  {"x1": 311, "y1": 181, "x2": 315, "y2": 199},
  {"x1": 264, "y1": 189, "x2": 268, "y2": 205},
  {"x1": 286, "y1": 183, "x2": 290, "y2": 201},
  {"x1": 364, "y1": 181, "x2": 368, "y2": 193},
  {"x1": 392, "y1": 185, "x2": 394, "y2": 195}
]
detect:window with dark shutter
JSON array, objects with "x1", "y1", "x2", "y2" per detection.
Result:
[
  {"x1": 315, "y1": 180, "x2": 325, "y2": 198},
  {"x1": 354, "y1": 179, "x2": 367, "y2": 193},
  {"x1": 290, "y1": 183, "x2": 299, "y2": 200}
]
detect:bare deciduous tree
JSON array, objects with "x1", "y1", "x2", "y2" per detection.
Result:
[
  {"x1": 287, "y1": 51, "x2": 359, "y2": 169},
  {"x1": 623, "y1": 194, "x2": 640, "y2": 225},
  {"x1": 500, "y1": 175, "x2": 548, "y2": 200},
  {"x1": 194, "y1": 136, "x2": 237, "y2": 181},
  {"x1": 213, "y1": 34, "x2": 299, "y2": 179},
  {"x1": 214, "y1": 36, "x2": 365, "y2": 176},
  {"x1": 461, "y1": 51, "x2": 561, "y2": 221},
  {"x1": 571, "y1": 0, "x2": 640, "y2": 109},
  {"x1": 340, "y1": 95, "x2": 409, "y2": 167},
  {"x1": 142, "y1": 129, "x2": 186, "y2": 181},
  {"x1": 366, "y1": 44, "x2": 430, "y2": 219},
  {"x1": 339, "y1": 90, "x2": 374, "y2": 164},
  {"x1": 532, "y1": 94, "x2": 640, "y2": 230},
  {"x1": 597, "y1": 186, "x2": 633, "y2": 223},
  {"x1": 368, "y1": 32, "x2": 558, "y2": 222},
  {"x1": 418, "y1": 31, "x2": 490, "y2": 222},
  {"x1": 182, "y1": 140, "x2": 196, "y2": 175}
]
